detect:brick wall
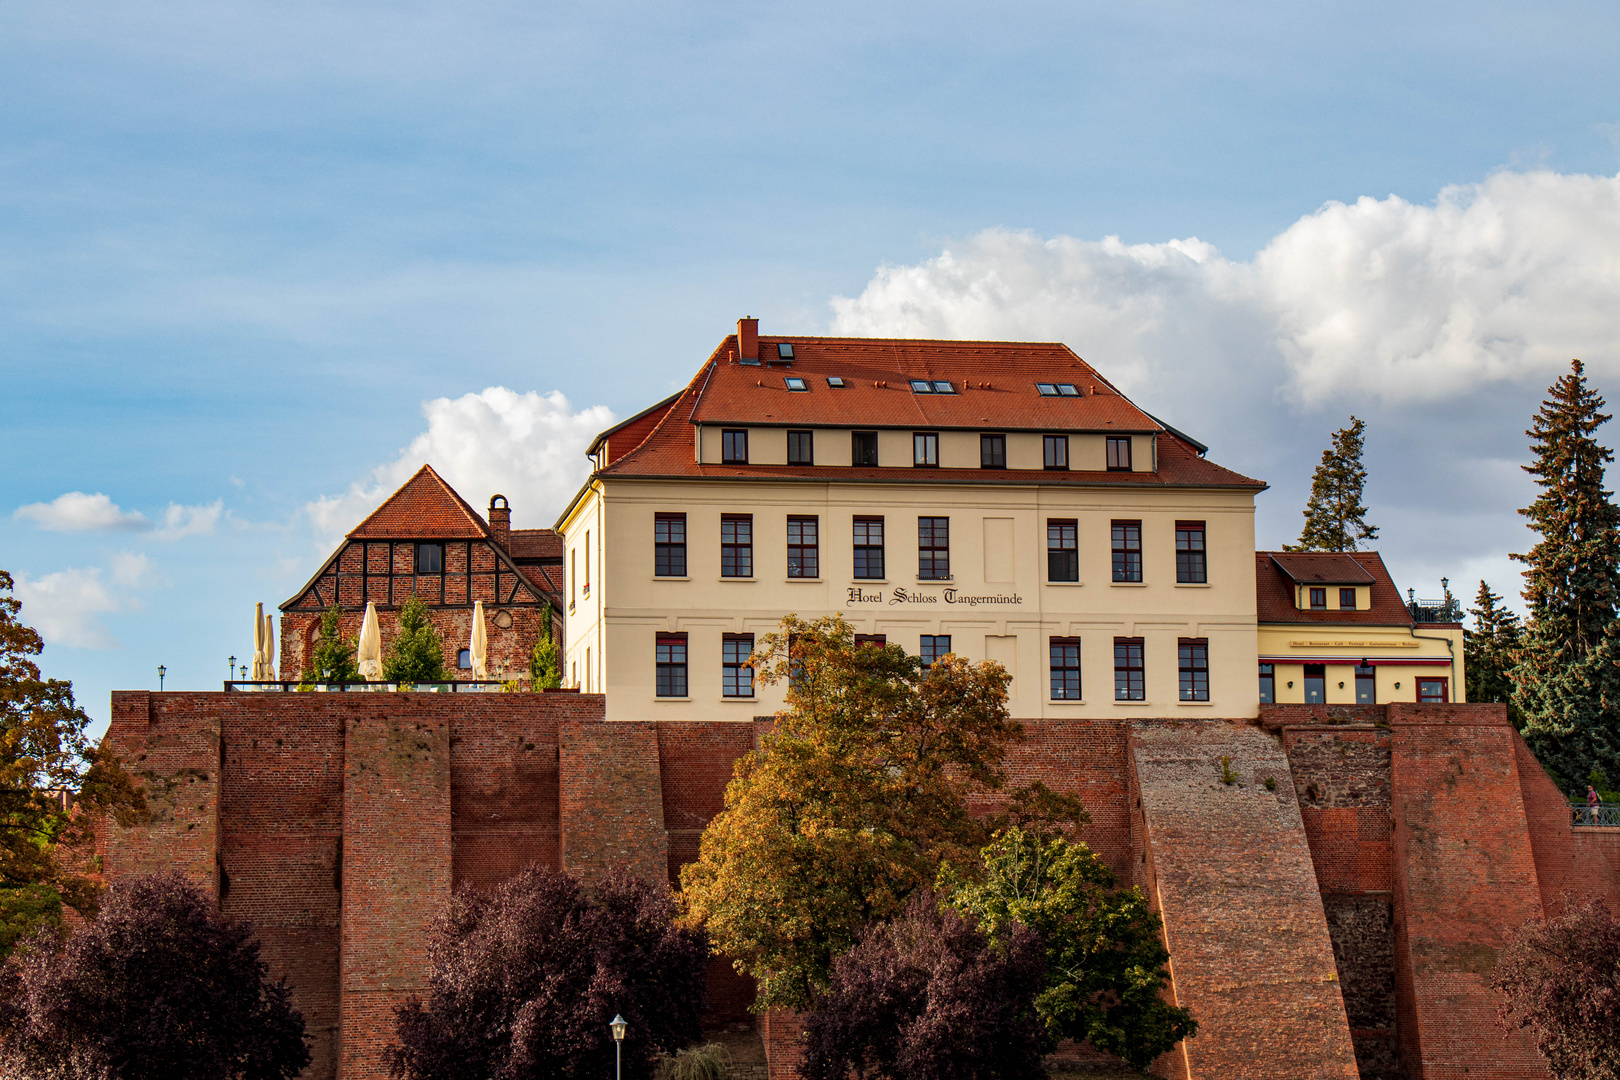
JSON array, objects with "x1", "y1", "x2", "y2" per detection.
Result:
[
  {"x1": 1512, "y1": 730, "x2": 1620, "y2": 911},
  {"x1": 450, "y1": 708, "x2": 562, "y2": 889},
  {"x1": 989, "y1": 718, "x2": 1136, "y2": 882},
  {"x1": 101, "y1": 692, "x2": 220, "y2": 890},
  {"x1": 559, "y1": 721, "x2": 669, "y2": 885},
  {"x1": 280, "y1": 603, "x2": 555, "y2": 685}
]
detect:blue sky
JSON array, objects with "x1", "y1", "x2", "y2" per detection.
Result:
[{"x1": 4, "y1": 1, "x2": 1620, "y2": 734}]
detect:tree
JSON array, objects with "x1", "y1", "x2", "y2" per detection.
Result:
[
  {"x1": 799, "y1": 893, "x2": 1048, "y2": 1080},
  {"x1": 679, "y1": 615, "x2": 1028, "y2": 1011},
  {"x1": 1493, "y1": 895, "x2": 1620, "y2": 1080},
  {"x1": 1467, "y1": 580, "x2": 1523, "y2": 720},
  {"x1": 387, "y1": 867, "x2": 707, "y2": 1080},
  {"x1": 1511, "y1": 360, "x2": 1620, "y2": 788},
  {"x1": 0, "y1": 570, "x2": 145, "y2": 944},
  {"x1": 0, "y1": 871, "x2": 309, "y2": 1080},
  {"x1": 384, "y1": 597, "x2": 447, "y2": 683},
  {"x1": 944, "y1": 828, "x2": 1194, "y2": 1071},
  {"x1": 1285, "y1": 416, "x2": 1379, "y2": 552},
  {"x1": 530, "y1": 603, "x2": 562, "y2": 690},
  {"x1": 302, "y1": 605, "x2": 359, "y2": 684}
]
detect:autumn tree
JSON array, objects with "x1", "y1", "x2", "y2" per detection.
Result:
[
  {"x1": 387, "y1": 867, "x2": 707, "y2": 1080},
  {"x1": 1466, "y1": 580, "x2": 1523, "y2": 721},
  {"x1": 679, "y1": 615, "x2": 1029, "y2": 1011},
  {"x1": 302, "y1": 605, "x2": 359, "y2": 684},
  {"x1": 1511, "y1": 360, "x2": 1620, "y2": 788},
  {"x1": 799, "y1": 893, "x2": 1048, "y2": 1080},
  {"x1": 0, "y1": 871, "x2": 310, "y2": 1080},
  {"x1": 944, "y1": 828, "x2": 1195, "y2": 1071},
  {"x1": 1285, "y1": 416, "x2": 1379, "y2": 552},
  {"x1": 0, "y1": 570, "x2": 145, "y2": 947},
  {"x1": 1493, "y1": 895, "x2": 1620, "y2": 1079},
  {"x1": 384, "y1": 597, "x2": 447, "y2": 683}
]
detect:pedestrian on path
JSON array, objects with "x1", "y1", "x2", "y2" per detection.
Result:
[{"x1": 1589, "y1": 784, "x2": 1602, "y2": 824}]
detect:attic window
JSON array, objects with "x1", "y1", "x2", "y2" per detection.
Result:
[
  {"x1": 932, "y1": 381, "x2": 955, "y2": 394},
  {"x1": 1056, "y1": 383, "x2": 1080, "y2": 396},
  {"x1": 777, "y1": 343, "x2": 795, "y2": 360},
  {"x1": 826, "y1": 376, "x2": 846, "y2": 388},
  {"x1": 1036, "y1": 383, "x2": 1058, "y2": 396},
  {"x1": 909, "y1": 380, "x2": 933, "y2": 393},
  {"x1": 785, "y1": 377, "x2": 808, "y2": 392}
]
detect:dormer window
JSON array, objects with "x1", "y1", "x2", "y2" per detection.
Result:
[
  {"x1": 1340, "y1": 587, "x2": 1357, "y2": 610},
  {"x1": 784, "y1": 376, "x2": 807, "y2": 391},
  {"x1": 1310, "y1": 587, "x2": 1327, "y2": 609}
]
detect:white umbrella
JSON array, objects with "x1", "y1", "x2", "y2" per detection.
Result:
[
  {"x1": 470, "y1": 600, "x2": 488, "y2": 680},
  {"x1": 253, "y1": 603, "x2": 267, "y2": 680},
  {"x1": 357, "y1": 602, "x2": 383, "y2": 681},
  {"x1": 264, "y1": 611, "x2": 276, "y2": 680}
]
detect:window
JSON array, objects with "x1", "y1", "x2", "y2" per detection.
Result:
[
  {"x1": 980, "y1": 434, "x2": 1006, "y2": 469},
  {"x1": 784, "y1": 376, "x2": 807, "y2": 392},
  {"x1": 1179, "y1": 639, "x2": 1209, "y2": 701},
  {"x1": 910, "y1": 379, "x2": 934, "y2": 393},
  {"x1": 1047, "y1": 520, "x2": 1078, "y2": 582},
  {"x1": 777, "y1": 343, "x2": 795, "y2": 360},
  {"x1": 852, "y1": 431, "x2": 879, "y2": 466},
  {"x1": 1106, "y1": 436, "x2": 1132, "y2": 471},
  {"x1": 656, "y1": 635, "x2": 688, "y2": 697},
  {"x1": 853, "y1": 517, "x2": 885, "y2": 579},
  {"x1": 1043, "y1": 435, "x2": 1069, "y2": 470},
  {"x1": 1417, "y1": 677, "x2": 1448, "y2": 704},
  {"x1": 921, "y1": 635, "x2": 952, "y2": 670},
  {"x1": 1111, "y1": 521, "x2": 1142, "y2": 582},
  {"x1": 854, "y1": 634, "x2": 887, "y2": 648},
  {"x1": 1356, "y1": 664, "x2": 1376, "y2": 704},
  {"x1": 1114, "y1": 638, "x2": 1145, "y2": 701},
  {"x1": 722, "y1": 429, "x2": 748, "y2": 464},
  {"x1": 1259, "y1": 663, "x2": 1275, "y2": 704},
  {"x1": 1176, "y1": 522, "x2": 1207, "y2": 583},
  {"x1": 654, "y1": 513, "x2": 687, "y2": 576},
  {"x1": 457, "y1": 648, "x2": 472, "y2": 669},
  {"x1": 932, "y1": 381, "x2": 954, "y2": 393},
  {"x1": 1309, "y1": 588, "x2": 1327, "y2": 609},
  {"x1": 1340, "y1": 588, "x2": 1357, "y2": 610},
  {"x1": 1304, "y1": 663, "x2": 1326, "y2": 704},
  {"x1": 787, "y1": 516, "x2": 819, "y2": 578},
  {"x1": 913, "y1": 432, "x2": 939, "y2": 467},
  {"x1": 918, "y1": 517, "x2": 950, "y2": 580},
  {"x1": 827, "y1": 376, "x2": 845, "y2": 388},
  {"x1": 788, "y1": 430, "x2": 814, "y2": 465},
  {"x1": 570, "y1": 549, "x2": 576, "y2": 604},
  {"x1": 1050, "y1": 638, "x2": 1082, "y2": 700},
  {"x1": 416, "y1": 543, "x2": 443, "y2": 573},
  {"x1": 1056, "y1": 383, "x2": 1079, "y2": 396},
  {"x1": 721, "y1": 515, "x2": 753, "y2": 577},
  {"x1": 1036, "y1": 383, "x2": 1058, "y2": 396},
  {"x1": 584, "y1": 532, "x2": 590, "y2": 593},
  {"x1": 723, "y1": 635, "x2": 754, "y2": 698}
]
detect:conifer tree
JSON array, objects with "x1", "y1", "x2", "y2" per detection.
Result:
[
  {"x1": 1466, "y1": 580, "x2": 1522, "y2": 721},
  {"x1": 529, "y1": 603, "x2": 561, "y2": 690},
  {"x1": 1511, "y1": 360, "x2": 1620, "y2": 790},
  {"x1": 383, "y1": 597, "x2": 448, "y2": 683},
  {"x1": 302, "y1": 606, "x2": 359, "y2": 684},
  {"x1": 1285, "y1": 417, "x2": 1379, "y2": 552}
]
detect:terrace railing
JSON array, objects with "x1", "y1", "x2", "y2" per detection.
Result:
[
  {"x1": 223, "y1": 680, "x2": 512, "y2": 693},
  {"x1": 1572, "y1": 802, "x2": 1620, "y2": 827}
]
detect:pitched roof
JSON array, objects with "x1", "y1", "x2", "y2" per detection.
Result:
[
  {"x1": 587, "y1": 392, "x2": 681, "y2": 463},
  {"x1": 1270, "y1": 552, "x2": 1376, "y2": 585},
  {"x1": 1255, "y1": 551, "x2": 1414, "y2": 625},
  {"x1": 347, "y1": 465, "x2": 491, "y2": 540},
  {"x1": 506, "y1": 528, "x2": 563, "y2": 561}
]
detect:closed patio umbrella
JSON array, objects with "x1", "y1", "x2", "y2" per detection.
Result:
[
  {"x1": 252, "y1": 603, "x2": 267, "y2": 680},
  {"x1": 357, "y1": 602, "x2": 383, "y2": 681},
  {"x1": 470, "y1": 600, "x2": 488, "y2": 680},
  {"x1": 264, "y1": 611, "x2": 276, "y2": 680}
]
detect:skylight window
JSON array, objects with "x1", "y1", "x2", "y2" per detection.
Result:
[
  {"x1": 1057, "y1": 383, "x2": 1080, "y2": 396},
  {"x1": 827, "y1": 376, "x2": 845, "y2": 388},
  {"x1": 1036, "y1": 383, "x2": 1058, "y2": 396},
  {"x1": 932, "y1": 381, "x2": 954, "y2": 394},
  {"x1": 784, "y1": 376, "x2": 808, "y2": 392},
  {"x1": 777, "y1": 343, "x2": 795, "y2": 360},
  {"x1": 910, "y1": 380, "x2": 934, "y2": 393}
]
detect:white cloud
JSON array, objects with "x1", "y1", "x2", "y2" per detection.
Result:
[
  {"x1": 307, "y1": 388, "x2": 615, "y2": 543},
  {"x1": 12, "y1": 568, "x2": 125, "y2": 650},
  {"x1": 154, "y1": 500, "x2": 224, "y2": 540},
  {"x1": 108, "y1": 551, "x2": 155, "y2": 588},
  {"x1": 14, "y1": 492, "x2": 151, "y2": 533}
]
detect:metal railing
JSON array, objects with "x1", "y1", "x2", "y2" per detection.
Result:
[
  {"x1": 1572, "y1": 802, "x2": 1620, "y2": 827},
  {"x1": 223, "y1": 680, "x2": 512, "y2": 693}
]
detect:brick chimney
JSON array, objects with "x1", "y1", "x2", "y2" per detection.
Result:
[
  {"x1": 737, "y1": 317, "x2": 758, "y2": 363},
  {"x1": 488, "y1": 495, "x2": 510, "y2": 547}
]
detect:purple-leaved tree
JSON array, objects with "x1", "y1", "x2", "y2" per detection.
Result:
[
  {"x1": 1494, "y1": 895, "x2": 1620, "y2": 1080},
  {"x1": 0, "y1": 871, "x2": 309, "y2": 1080},
  {"x1": 387, "y1": 867, "x2": 708, "y2": 1080}
]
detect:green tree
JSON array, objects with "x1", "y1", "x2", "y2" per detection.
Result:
[
  {"x1": 1285, "y1": 416, "x2": 1379, "y2": 552},
  {"x1": 1511, "y1": 360, "x2": 1620, "y2": 789},
  {"x1": 679, "y1": 615, "x2": 1026, "y2": 1011},
  {"x1": 0, "y1": 571, "x2": 146, "y2": 948},
  {"x1": 529, "y1": 603, "x2": 561, "y2": 690},
  {"x1": 944, "y1": 828, "x2": 1195, "y2": 1071},
  {"x1": 384, "y1": 597, "x2": 447, "y2": 683},
  {"x1": 1466, "y1": 580, "x2": 1523, "y2": 720},
  {"x1": 301, "y1": 606, "x2": 359, "y2": 684}
]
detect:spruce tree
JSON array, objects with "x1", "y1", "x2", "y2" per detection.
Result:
[
  {"x1": 302, "y1": 606, "x2": 358, "y2": 684},
  {"x1": 1465, "y1": 580, "x2": 1522, "y2": 722},
  {"x1": 1285, "y1": 416, "x2": 1379, "y2": 552},
  {"x1": 382, "y1": 597, "x2": 447, "y2": 683},
  {"x1": 1511, "y1": 359, "x2": 1620, "y2": 790}
]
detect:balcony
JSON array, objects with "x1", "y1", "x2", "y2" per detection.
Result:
[{"x1": 1573, "y1": 802, "x2": 1620, "y2": 827}]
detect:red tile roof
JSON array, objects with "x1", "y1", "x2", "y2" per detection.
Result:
[
  {"x1": 584, "y1": 333, "x2": 1265, "y2": 494},
  {"x1": 506, "y1": 528, "x2": 563, "y2": 561},
  {"x1": 1255, "y1": 551, "x2": 1414, "y2": 625},
  {"x1": 588, "y1": 392, "x2": 681, "y2": 464},
  {"x1": 348, "y1": 465, "x2": 491, "y2": 540}
]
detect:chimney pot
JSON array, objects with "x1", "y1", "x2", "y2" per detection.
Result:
[
  {"x1": 488, "y1": 495, "x2": 511, "y2": 546},
  {"x1": 737, "y1": 317, "x2": 759, "y2": 363}
]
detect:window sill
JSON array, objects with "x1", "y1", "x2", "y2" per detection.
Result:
[
  {"x1": 653, "y1": 576, "x2": 691, "y2": 582},
  {"x1": 917, "y1": 576, "x2": 954, "y2": 583},
  {"x1": 852, "y1": 578, "x2": 888, "y2": 585},
  {"x1": 718, "y1": 576, "x2": 756, "y2": 583},
  {"x1": 1113, "y1": 699, "x2": 1153, "y2": 706},
  {"x1": 1177, "y1": 700, "x2": 1214, "y2": 707},
  {"x1": 1045, "y1": 580, "x2": 1084, "y2": 587},
  {"x1": 1174, "y1": 582, "x2": 1212, "y2": 588},
  {"x1": 785, "y1": 577, "x2": 823, "y2": 583},
  {"x1": 1048, "y1": 699, "x2": 1088, "y2": 705},
  {"x1": 720, "y1": 696, "x2": 756, "y2": 703},
  {"x1": 1110, "y1": 581, "x2": 1148, "y2": 587},
  {"x1": 653, "y1": 696, "x2": 692, "y2": 702}
]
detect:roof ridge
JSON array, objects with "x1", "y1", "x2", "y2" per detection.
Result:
[{"x1": 345, "y1": 464, "x2": 491, "y2": 540}]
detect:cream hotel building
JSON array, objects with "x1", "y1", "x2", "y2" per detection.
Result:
[{"x1": 556, "y1": 319, "x2": 1463, "y2": 720}]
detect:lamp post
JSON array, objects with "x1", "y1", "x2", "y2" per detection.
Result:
[
  {"x1": 609, "y1": 1014, "x2": 627, "y2": 1080},
  {"x1": 227, "y1": 656, "x2": 236, "y2": 684},
  {"x1": 157, "y1": 665, "x2": 166, "y2": 691}
]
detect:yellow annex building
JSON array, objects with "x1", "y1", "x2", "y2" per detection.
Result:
[{"x1": 556, "y1": 319, "x2": 1464, "y2": 720}]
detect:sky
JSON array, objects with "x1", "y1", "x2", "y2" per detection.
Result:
[{"x1": 3, "y1": 1, "x2": 1620, "y2": 736}]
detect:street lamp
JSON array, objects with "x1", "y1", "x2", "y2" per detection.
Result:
[
  {"x1": 227, "y1": 656, "x2": 236, "y2": 684},
  {"x1": 157, "y1": 665, "x2": 166, "y2": 691},
  {"x1": 609, "y1": 1014, "x2": 627, "y2": 1080}
]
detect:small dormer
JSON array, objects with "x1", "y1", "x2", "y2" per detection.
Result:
[{"x1": 1269, "y1": 553, "x2": 1376, "y2": 612}]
